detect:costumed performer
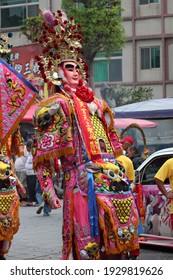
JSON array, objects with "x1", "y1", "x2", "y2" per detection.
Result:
[
  {"x1": 0, "y1": 128, "x2": 26, "y2": 259},
  {"x1": 0, "y1": 33, "x2": 38, "y2": 259},
  {"x1": 33, "y1": 10, "x2": 140, "y2": 260}
]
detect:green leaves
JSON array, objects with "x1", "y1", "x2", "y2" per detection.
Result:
[
  {"x1": 61, "y1": 0, "x2": 125, "y2": 87},
  {"x1": 113, "y1": 85, "x2": 154, "y2": 106},
  {"x1": 20, "y1": 16, "x2": 43, "y2": 42},
  {"x1": 62, "y1": 1, "x2": 125, "y2": 54},
  {"x1": 20, "y1": 1, "x2": 125, "y2": 88}
]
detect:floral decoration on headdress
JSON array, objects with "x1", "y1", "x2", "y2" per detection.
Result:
[{"x1": 35, "y1": 10, "x2": 88, "y2": 88}]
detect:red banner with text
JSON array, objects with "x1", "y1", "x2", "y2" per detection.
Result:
[{"x1": 11, "y1": 44, "x2": 45, "y2": 98}]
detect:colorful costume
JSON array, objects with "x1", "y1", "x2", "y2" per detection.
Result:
[
  {"x1": 33, "y1": 10, "x2": 140, "y2": 260},
  {"x1": 0, "y1": 130, "x2": 26, "y2": 259},
  {"x1": 0, "y1": 33, "x2": 38, "y2": 259}
]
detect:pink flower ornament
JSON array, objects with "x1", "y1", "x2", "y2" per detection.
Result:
[{"x1": 41, "y1": 133, "x2": 54, "y2": 150}]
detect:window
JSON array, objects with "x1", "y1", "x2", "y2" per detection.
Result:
[
  {"x1": 94, "y1": 51, "x2": 122, "y2": 82},
  {"x1": 141, "y1": 156, "x2": 172, "y2": 185},
  {"x1": 141, "y1": 47, "x2": 160, "y2": 70},
  {"x1": 75, "y1": 2, "x2": 85, "y2": 8},
  {"x1": 140, "y1": 0, "x2": 158, "y2": 4},
  {"x1": 0, "y1": 0, "x2": 39, "y2": 28}
]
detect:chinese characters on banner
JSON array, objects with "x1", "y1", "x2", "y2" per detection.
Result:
[
  {"x1": 0, "y1": 58, "x2": 38, "y2": 148},
  {"x1": 11, "y1": 44, "x2": 46, "y2": 99}
]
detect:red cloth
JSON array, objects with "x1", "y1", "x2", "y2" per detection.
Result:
[{"x1": 170, "y1": 213, "x2": 173, "y2": 229}]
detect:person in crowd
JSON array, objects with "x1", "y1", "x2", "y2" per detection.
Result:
[
  {"x1": 116, "y1": 154, "x2": 135, "y2": 184},
  {"x1": 36, "y1": 160, "x2": 63, "y2": 216},
  {"x1": 25, "y1": 140, "x2": 38, "y2": 206},
  {"x1": 127, "y1": 145, "x2": 144, "y2": 170},
  {"x1": 36, "y1": 180, "x2": 52, "y2": 216},
  {"x1": 120, "y1": 136, "x2": 134, "y2": 155},
  {"x1": 32, "y1": 10, "x2": 140, "y2": 260},
  {"x1": 116, "y1": 153, "x2": 143, "y2": 237},
  {"x1": 52, "y1": 173, "x2": 64, "y2": 199},
  {"x1": 14, "y1": 144, "x2": 29, "y2": 205},
  {"x1": 154, "y1": 158, "x2": 173, "y2": 230}
]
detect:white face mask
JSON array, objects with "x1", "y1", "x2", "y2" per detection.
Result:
[{"x1": 63, "y1": 62, "x2": 80, "y2": 88}]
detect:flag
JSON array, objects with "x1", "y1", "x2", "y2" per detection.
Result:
[{"x1": 0, "y1": 58, "x2": 38, "y2": 149}]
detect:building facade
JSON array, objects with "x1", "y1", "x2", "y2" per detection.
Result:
[
  {"x1": 0, "y1": 0, "x2": 61, "y2": 46},
  {"x1": 94, "y1": 0, "x2": 173, "y2": 99},
  {"x1": 0, "y1": 0, "x2": 173, "y2": 99},
  {"x1": 121, "y1": 0, "x2": 173, "y2": 99}
]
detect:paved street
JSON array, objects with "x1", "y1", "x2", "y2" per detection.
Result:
[
  {"x1": 6, "y1": 202, "x2": 173, "y2": 260},
  {"x1": 7, "y1": 202, "x2": 63, "y2": 260}
]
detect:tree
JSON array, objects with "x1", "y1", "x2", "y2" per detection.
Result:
[
  {"x1": 61, "y1": 0, "x2": 126, "y2": 88},
  {"x1": 20, "y1": 16, "x2": 43, "y2": 43},
  {"x1": 20, "y1": 1, "x2": 125, "y2": 88},
  {"x1": 100, "y1": 84, "x2": 154, "y2": 108}
]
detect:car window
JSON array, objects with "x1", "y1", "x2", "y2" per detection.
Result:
[{"x1": 141, "y1": 155, "x2": 173, "y2": 185}]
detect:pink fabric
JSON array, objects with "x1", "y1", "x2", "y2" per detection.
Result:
[
  {"x1": 0, "y1": 61, "x2": 37, "y2": 147},
  {"x1": 170, "y1": 213, "x2": 173, "y2": 229},
  {"x1": 33, "y1": 98, "x2": 74, "y2": 163},
  {"x1": 34, "y1": 91, "x2": 140, "y2": 259},
  {"x1": 62, "y1": 189, "x2": 101, "y2": 260}
]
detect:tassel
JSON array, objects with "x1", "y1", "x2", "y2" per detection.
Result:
[{"x1": 87, "y1": 172, "x2": 99, "y2": 237}]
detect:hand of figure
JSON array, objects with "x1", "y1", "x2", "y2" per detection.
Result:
[
  {"x1": 19, "y1": 187, "x2": 27, "y2": 198},
  {"x1": 21, "y1": 192, "x2": 27, "y2": 199},
  {"x1": 166, "y1": 191, "x2": 173, "y2": 199},
  {"x1": 50, "y1": 197, "x2": 62, "y2": 209}
]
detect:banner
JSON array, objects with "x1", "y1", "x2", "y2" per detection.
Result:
[{"x1": 0, "y1": 58, "x2": 38, "y2": 148}]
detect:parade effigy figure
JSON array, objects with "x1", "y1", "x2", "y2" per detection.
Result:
[
  {"x1": 33, "y1": 10, "x2": 140, "y2": 260},
  {"x1": 0, "y1": 129, "x2": 26, "y2": 259},
  {"x1": 0, "y1": 33, "x2": 37, "y2": 259}
]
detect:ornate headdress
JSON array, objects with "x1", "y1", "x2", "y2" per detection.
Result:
[
  {"x1": 0, "y1": 33, "x2": 13, "y2": 64},
  {"x1": 35, "y1": 10, "x2": 88, "y2": 88}
]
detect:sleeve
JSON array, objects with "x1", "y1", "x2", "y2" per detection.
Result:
[
  {"x1": 154, "y1": 160, "x2": 171, "y2": 182},
  {"x1": 32, "y1": 98, "x2": 74, "y2": 169},
  {"x1": 100, "y1": 99, "x2": 123, "y2": 157},
  {"x1": 126, "y1": 159, "x2": 135, "y2": 182},
  {"x1": 116, "y1": 155, "x2": 135, "y2": 182},
  {"x1": 32, "y1": 98, "x2": 72, "y2": 209},
  {"x1": 36, "y1": 160, "x2": 61, "y2": 209},
  {"x1": 109, "y1": 129, "x2": 123, "y2": 157}
]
